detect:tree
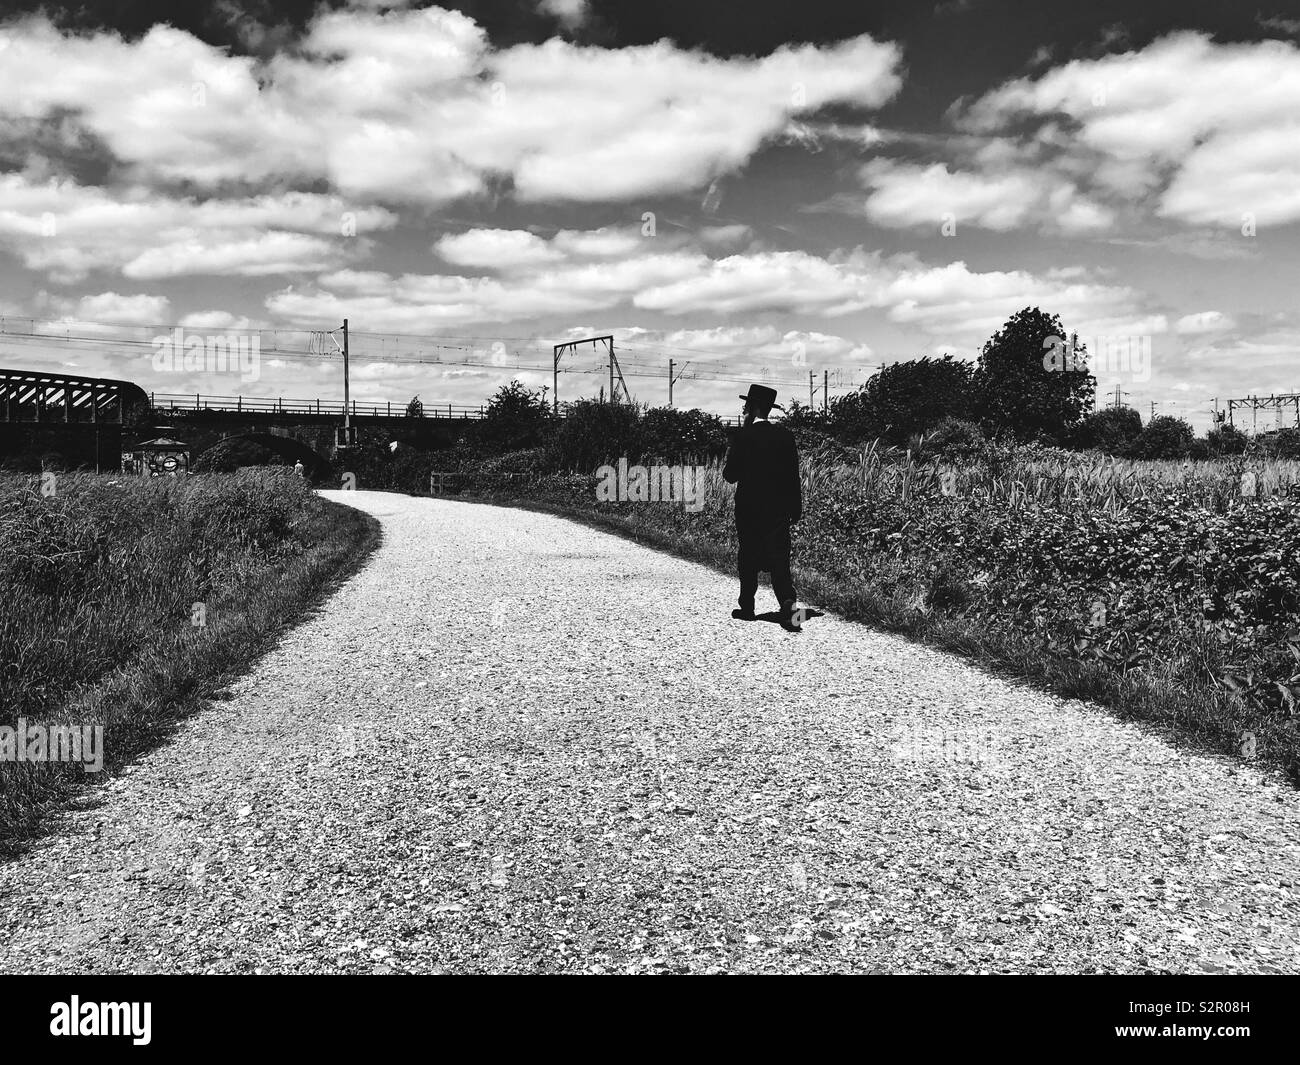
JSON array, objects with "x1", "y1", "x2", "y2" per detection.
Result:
[
  {"x1": 973, "y1": 307, "x2": 1095, "y2": 443},
  {"x1": 1075, "y1": 406, "x2": 1143, "y2": 454},
  {"x1": 548, "y1": 398, "x2": 643, "y2": 471},
  {"x1": 1129, "y1": 415, "x2": 1195, "y2": 459},
  {"x1": 475, "y1": 380, "x2": 553, "y2": 454},
  {"x1": 1205, "y1": 422, "x2": 1248, "y2": 456},
  {"x1": 1261, "y1": 427, "x2": 1300, "y2": 458},
  {"x1": 405, "y1": 394, "x2": 424, "y2": 418},
  {"x1": 828, "y1": 355, "x2": 973, "y2": 445},
  {"x1": 639, "y1": 406, "x2": 728, "y2": 463}
]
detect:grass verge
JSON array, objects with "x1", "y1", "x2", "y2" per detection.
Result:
[{"x1": 0, "y1": 470, "x2": 380, "y2": 855}]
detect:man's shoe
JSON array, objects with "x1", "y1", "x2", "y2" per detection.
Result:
[
  {"x1": 779, "y1": 601, "x2": 803, "y2": 632},
  {"x1": 732, "y1": 608, "x2": 756, "y2": 621}
]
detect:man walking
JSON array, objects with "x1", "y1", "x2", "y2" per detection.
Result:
[{"x1": 723, "y1": 384, "x2": 803, "y2": 632}]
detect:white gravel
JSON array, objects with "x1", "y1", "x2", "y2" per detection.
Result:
[{"x1": 1, "y1": 489, "x2": 1298, "y2": 974}]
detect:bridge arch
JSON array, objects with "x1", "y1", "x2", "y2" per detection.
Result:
[{"x1": 189, "y1": 431, "x2": 331, "y2": 480}]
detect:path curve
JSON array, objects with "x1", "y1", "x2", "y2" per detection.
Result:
[{"x1": 1, "y1": 491, "x2": 1298, "y2": 974}]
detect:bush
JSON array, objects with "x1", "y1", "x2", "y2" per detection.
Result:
[
  {"x1": 548, "y1": 399, "x2": 644, "y2": 471},
  {"x1": 1128, "y1": 415, "x2": 1195, "y2": 459},
  {"x1": 191, "y1": 433, "x2": 328, "y2": 480},
  {"x1": 1260, "y1": 427, "x2": 1300, "y2": 459},
  {"x1": 829, "y1": 355, "x2": 973, "y2": 445},
  {"x1": 1206, "y1": 423, "x2": 1249, "y2": 456},
  {"x1": 475, "y1": 381, "x2": 554, "y2": 455},
  {"x1": 1075, "y1": 407, "x2": 1143, "y2": 454},
  {"x1": 923, "y1": 417, "x2": 986, "y2": 459},
  {"x1": 639, "y1": 406, "x2": 728, "y2": 464}
]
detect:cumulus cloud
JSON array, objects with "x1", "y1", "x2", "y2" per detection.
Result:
[
  {"x1": 178, "y1": 310, "x2": 265, "y2": 330},
  {"x1": 1175, "y1": 311, "x2": 1236, "y2": 335},
  {"x1": 877, "y1": 259, "x2": 1158, "y2": 340},
  {"x1": 264, "y1": 230, "x2": 1154, "y2": 358},
  {"x1": 845, "y1": 32, "x2": 1300, "y2": 236},
  {"x1": 0, "y1": 174, "x2": 395, "y2": 282},
  {"x1": 436, "y1": 229, "x2": 563, "y2": 269},
  {"x1": 0, "y1": 10, "x2": 902, "y2": 206},
  {"x1": 958, "y1": 31, "x2": 1300, "y2": 227},
  {"x1": 537, "y1": 0, "x2": 589, "y2": 29},
  {"x1": 42, "y1": 291, "x2": 171, "y2": 325},
  {"x1": 618, "y1": 324, "x2": 873, "y2": 364},
  {"x1": 859, "y1": 159, "x2": 1115, "y2": 233}
]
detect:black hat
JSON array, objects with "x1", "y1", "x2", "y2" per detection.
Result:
[{"x1": 739, "y1": 383, "x2": 778, "y2": 408}]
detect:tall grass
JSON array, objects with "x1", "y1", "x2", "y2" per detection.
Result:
[
  {"x1": 786, "y1": 445, "x2": 1300, "y2": 512},
  {"x1": 0, "y1": 469, "x2": 380, "y2": 850},
  {"x1": 458, "y1": 445, "x2": 1300, "y2": 783}
]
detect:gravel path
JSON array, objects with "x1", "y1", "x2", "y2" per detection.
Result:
[{"x1": 2, "y1": 489, "x2": 1299, "y2": 974}]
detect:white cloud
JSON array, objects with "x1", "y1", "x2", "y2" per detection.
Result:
[
  {"x1": 552, "y1": 227, "x2": 649, "y2": 259},
  {"x1": 436, "y1": 229, "x2": 562, "y2": 269},
  {"x1": 125, "y1": 232, "x2": 343, "y2": 279},
  {"x1": 617, "y1": 324, "x2": 872, "y2": 364},
  {"x1": 959, "y1": 31, "x2": 1300, "y2": 226},
  {"x1": 860, "y1": 159, "x2": 1118, "y2": 233},
  {"x1": 699, "y1": 225, "x2": 753, "y2": 248},
  {"x1": 537, "y1": 0, "x2": 589, "y2": 29},
  {"x1": 878, "y1": 259, "x2": 1155, "y2": 340},
  {"x1": 635, "y1": 250, "x2": 884, "y2": 317},
  {"x1": 1175, "y1": 311, "x2": 1236, "y2": 335},
  {"x1": 0, "y1": 11, "x2": 903, "y2": 206},
  {"x1": 179, "y1": 310, "x2": 264, "y2": 330},
  {"x1": 44, "y1": 291, "x2": 170, "y2": 325},
  {"x1": 0, "y1": 174, "x2": 394, "y2": 282},
  {"x1": 265, "y1": 240, "x2": 1152, "y2": 358}
]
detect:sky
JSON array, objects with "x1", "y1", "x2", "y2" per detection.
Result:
[{"x1": 2, "y1": 0, "x2": 1300, "y2": 429}]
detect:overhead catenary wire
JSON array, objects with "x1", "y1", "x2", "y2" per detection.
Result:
[{"x1": 0, "y1": 315, "x2": 1220, "y2": 418}]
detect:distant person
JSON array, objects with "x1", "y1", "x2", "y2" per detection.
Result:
[
  {"x1": 723, "y1": 384, "x2": 803, "y2": 632},
  {"x1": 293, "y1": 460, "x2": 305, "y2": 478}
]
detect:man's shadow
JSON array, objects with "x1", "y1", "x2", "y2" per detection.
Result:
[{"x1": 754, "y1": 608, "x2": 824, "y2": 626}]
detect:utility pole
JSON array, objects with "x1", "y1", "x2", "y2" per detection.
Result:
[
  {"x1": 1110, "y1": 383, "x2": 1128, "y2": 410},
  {"x1": 668, "y1": 359, "x2": 690, "y2": 407},
  {"x1": 608, "y1": 340, "x2": 630, "y2": 404},
  {"x1": 1149, "y1": 400, "x2": 1157, "y2": 420},
  {"x1": 823, "y1": 369, "x2": 828, "y2": 413},
  {"x1": 342, "y1": 317, "x2": 350, "y2": 446}
]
